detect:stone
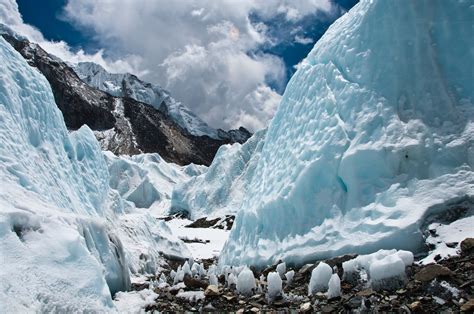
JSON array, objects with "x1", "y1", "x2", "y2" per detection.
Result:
[
  {"x1": 315, "y1": 292, "x2": 326, "y2": 299},
  {"x1": 272, "y1": 299, "x2": 290, "y2": 307},
  {"x1": 250, "y1": 307, "x2": 260, "y2": 312},
  {"x1": 223, "y1": 294, "x2": 237, "y2": 302},
  {"x1": 203, "y1": 303, "x2": 216, "y2": 311},
  {"x1": 347, "y1": 296, "x2": 363, "y2": 308},
  {"x1": 322, "y1": 305, "x2": 336, "y2": 313},
  {"x1": 184, "y1": 275, "x2": 208, "y2": 289},
  {"x1": 204, "y1": 285, "x2": 220, "y2": 297},
  {"x1": 300, "y1": 302, "x2": 312, "y2": 313},
  {"x1": 409, "y1": 301, "x2": 422, "y2": 311},
  {"x1": 446, "y1": 242, "x2": 458, "y2": 248},
  {"x1": 414, "y1": 264, "x2": 454, "y2": 282},
  {"x1": 299, "y1": 264, "x2": 315, "y2": 275},
  {"x1": 357, "y1": 289, "x2": 375, "y2": 297},
  {"x1": 460, "y1": 238, "x2": 474, "y2": 253},
  {"x1": 460, "y1": 299, "x2": 474, "y2": 312},
  {"x1": 341, "y1": 282, "x2": 352, "y2": 290}
]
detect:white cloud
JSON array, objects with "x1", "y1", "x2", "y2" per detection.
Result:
[
  {"x1": 294, "y1": 35, "x2": 313, "y2": 45},
  {"x1": 0, "y1": 0, "x2": 143, "y2": 75},
  {"x1": 232, "y1": 85, "x2": 282, "y2": 131},
  {"x1": 1, "y1": 0, "x2": 334, "y2": 131},
  {"x1": 61, "y1": 0, "x2": 335, "y2": 131}
]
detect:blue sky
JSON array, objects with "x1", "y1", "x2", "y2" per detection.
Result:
[{"x1": 14, "y1": 0, "x2": 358, "y2": 130}]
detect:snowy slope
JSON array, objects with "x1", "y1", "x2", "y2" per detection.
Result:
[
  {"x1": 105, "y1": 152, "x2": 206, "y2": 217},
  {"x1": 220, "y1": 0, "x2": 474, "y2": 267},
  {"x1": 171, "y1": 129, "x2": 266, "y2": 219},
  {"x1": 0, "y1": 37, "x2": 188, "y2": 311},
  {"x1": 74, "y1": 62, "x2": 221, "y2": 139}
]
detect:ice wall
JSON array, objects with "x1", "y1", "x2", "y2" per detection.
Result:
[
  {"x1": 0, "y1": 36, "x2": 189, "y2": 311},
  {"x1": 171, "y1": 129, "x2": 266, "y2": 219},
  {"x1": 0, "y1": 36, "x2": 123, "y2": 311},
  {"x1": 220, "y1": 0, "x2": 474, "y2": 267}
]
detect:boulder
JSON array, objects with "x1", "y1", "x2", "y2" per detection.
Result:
[{"x1": 414, "y1": 264, "x2": 453, "y2": 282}]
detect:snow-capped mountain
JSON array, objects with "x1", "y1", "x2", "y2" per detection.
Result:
[
  {"x1": 0, "y1": 26, "x2": 251, "y2": 166},
  {"x1": 219, "y1": 0, "x2": 474, "y2": 267},
  {"x1": 74, "y1": 62, "x2": 245, "y2": 140}
]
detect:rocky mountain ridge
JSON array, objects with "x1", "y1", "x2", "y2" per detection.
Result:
[{"x1": 73, "y1": 61, "x2": 251, "y2": 142}]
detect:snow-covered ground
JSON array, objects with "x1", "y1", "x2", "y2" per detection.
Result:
[
  {"x1": 166, "y1": 218, "x2": 230, "y2": 260},
  {"x1": 421, "y1": 215, "x2": 474, "y2": 264},
  {"x1": 114, "y1": 289, "x2": 158, "y2": 314}
]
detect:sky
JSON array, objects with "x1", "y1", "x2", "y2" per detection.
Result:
[{"x1": 4, "y1": 0, "x2": 358, "y2": 131}]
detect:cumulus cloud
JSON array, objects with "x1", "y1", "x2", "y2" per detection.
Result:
[
  {"x1": 60, "y1": 0, "x2": 335, "y2": 131},
  {"x1": 1, "y1": 0, "x2": 335, "y2": 131}
]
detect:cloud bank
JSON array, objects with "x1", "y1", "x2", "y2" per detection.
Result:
[{"x1": 1, "y1": 0, "x2": 337, "y2": 131}]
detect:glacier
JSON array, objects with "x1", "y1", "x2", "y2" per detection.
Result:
[
  {"x1": 105, "y1": 152, "x2": 206, "y2": 217},
  {"x1": 0, "y1": 36, "x2": 189, "y2": 311},
  {"x1": 171, "y1": 129, "x2": 266, "y2": 219},
  {"x1": 220, "y1": 0, "x2": 474, "y2": 267}
]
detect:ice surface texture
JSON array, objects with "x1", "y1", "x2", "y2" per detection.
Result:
[
  {"x1": 220, "y1": 0, "x2": 474, "y2": 267},
  {"x1": 171, "y1": 129, "x2": 266, "y2": 219},
  {"x1": 0, "y1": 37, "x2": 189, "y2": 311},
  {"x1": 236, "y1": 267, "x2": 256, "y2": 296},
  {"x1": 0, "y1": 36, "x2": 119, "y2": 311},
  {"x1": 105, "y1": 152, "x2": 206, "y2": 217},
  {"x1": 308, "y1": 262, "x2": 332, "y2": 295},
  {"x1": 267, "y1": 272, "x2": 283, "y2": 300}
]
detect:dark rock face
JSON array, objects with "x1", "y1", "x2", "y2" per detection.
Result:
[
  {"x1": 2, "y1": 34, "x2": 251, "y2": 165},
  {"x1": 3, "y1": 34, "x2": 116, "y2": 131},
  {"x1": 122, "y1": 98, "x2": 227, "y2": 165}
]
